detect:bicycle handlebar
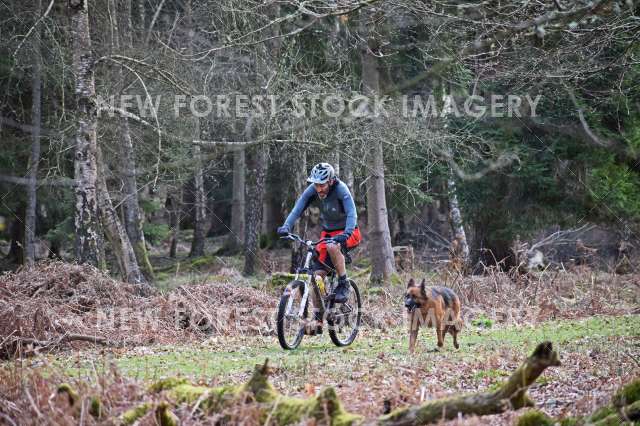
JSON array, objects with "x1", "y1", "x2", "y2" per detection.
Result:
[{"x1": 280, "y1": 232, "x2": 334, "y2": 246}]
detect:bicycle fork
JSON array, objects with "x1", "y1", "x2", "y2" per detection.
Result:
[
  {"x1": 285, "y1": 281, "x2": 310, "y2": 318},
  {"x1": 286, "y1": 247, "x2": 315, "y2": 318}
]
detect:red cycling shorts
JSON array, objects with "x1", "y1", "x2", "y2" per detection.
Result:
[{"x1": 316, "y1": 228, "x2": 362, "y2": 268}]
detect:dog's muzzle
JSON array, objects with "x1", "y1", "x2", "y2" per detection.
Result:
[{"x1": 404, "y1": 297, "x2": 419, "y2": 312}]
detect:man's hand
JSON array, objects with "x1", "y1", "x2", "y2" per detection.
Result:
[
  {"x1": 330, "y1": 233, "x2": 348, "y2": 244},
  {"x1": 277, "y1": 225, "x2": 290, "y2": 236}
]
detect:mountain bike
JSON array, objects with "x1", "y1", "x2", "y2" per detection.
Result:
[{"x1": 276, "y1": 233, "x2": 362, "y2": 350}]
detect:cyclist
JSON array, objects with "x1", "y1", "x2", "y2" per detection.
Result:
[{"x1": 277, "y1": 162, "x2": 361, "y2": 316}]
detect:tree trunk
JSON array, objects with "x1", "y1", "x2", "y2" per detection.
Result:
[
  {"x1": 290, "y1": 144, "x2": 307, "y2": 272},
  {"x1": 261, "y1": 177, "x2": 280, "y2": 237},
  {"x1": 243, "y1": 5, "x2": 278, "y2": 275},
  {"x1": 96, "y1": 148, "x2": 147, "y2": 287},
  {"x1": 168, "y1": 190, "x2": 182, "y2": 258},
  {"x1": 120, "y1": 119, "x2": 155, "y2": 277},
  {"x1": 447, "y1": 176, "x2": 470, "y2": 270},
  {"x1": 361, "y1": 28, "x2": 395, "y2": 285},
  {"x1": 189, "y1": 139, "x2": 207, "y2": 257},
  {"x1": 243, "y1": 144, "x2": 267, "y2": 276},
  {"x1": 69, "y1": 0, "x2": 104, "y2": 267},
  {"x1": 110, "y1": 0, "x2": 155, "y2": 280},
  {"x1": 24, "y1": 0, "x2": 42, "y2": 266},
  {"x1": 224, "y1": 147, "x2": 245, "y2": 253},
  {"x1": 8, "y1": 215, "x2": 24, "y2": 264},
  {"x1": 186, "y1": 0, "x2": 206, "y2": 258}
]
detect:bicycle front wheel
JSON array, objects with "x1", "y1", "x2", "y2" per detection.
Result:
[
  {"x1": 327, "y1": 280, "x2": 362, "y2": 347},
  {"x1": 276, "y1": 280, "x2": 307, "y2": 350}
]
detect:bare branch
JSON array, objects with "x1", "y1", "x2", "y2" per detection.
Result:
[
  {"x1": 0, "y1": 175, "x2": 72, "y2": 187},
  {"x1": 144, "y1": 0, "x2": 167, "y2": 47},
  {"x1": 11, "y1": 0, "x2": 55, "y2": 58},
  {"x1": 529, "y1": 224, "x2": 595, "y2": 252}
]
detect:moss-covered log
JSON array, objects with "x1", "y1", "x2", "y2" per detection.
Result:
[
  {"x1": 378, "y1": 342, "x2": 561, "y2": 426},
  {"x1": 134, "y1": 360, "x2": 362, "y2": 426},
  {"x1": 120, "y1": 402, "x2": 151, "y2": 425}
]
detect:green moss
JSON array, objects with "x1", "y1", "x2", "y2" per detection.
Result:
[
  {"x1": 473, "y1": 369, "x2": 508, "y2": 380},
  {"x1": 57, "y1": 383, "x2": 78, "y2": 406},
  {"x1": 155, "y1": 271, "x2": 170, "y2": 281},
  {"x1": 268, "y1": 395, "x2": 316, "y2": 424},
  {"x1": 588, "y1": 406, "x2": 616, "y2": 422},
  {"x1": 558, "y1": 417, "x2": 581, "y2": 426},
  {"x1": 123, "y1": 361, "x2": 361, "y2": 425},
  {"x1": 510, "y1": 393, "x2": 535, "y2": 410},
  {"x1": 389, "y1": 273, "x2": 403, "y2": 287},
  {"x1": 536, "y1": 376, "x2": 552, "y2": 386},
  {"x1": 516, "y1": 409, "x2": 554, "y2": 426},
  {"x1": 241, "y1": 362, "x2": 279, "y2": 403},
  {"x1": 353, "y1": 256, "x2": 371, "y2": 269},
  {"x1": 121, "y1": 403, "x2": 151, "y2": 425},
  {"x1": 471, "y1": 314, "x2": 494, "y2": 328},
  {"x1": 351, "y1": 266, "x2": 371, "y2": 280},
  {"x1": 591, "y1": 413, "x2": 623, "y2": 426},
  {"x1": 89, "y1": 396, "x2": 102, "y2": 418},
  {"x1": 366, "y1": 286, "x2": 385, "y2": 297},
  {"x1": 189, "y1": 255, "x2": 217, "y2": 269},
  {"x1": 268, "y1": 387, "x2": 362, "y2": 425},
  {"x1": 612, "y1": 378, "x2": 640, "y2": 407},
  {"x1": 155, "y1": 402, "x2": 179, "y2": 426},
  {"x1": 148, "y1": 377, "x2": 189, "y2": 393},
  {"x1": 622, "y1": 399, "x2": 640, "y2": 421},
  {"x1": 169, "y1": 383, "x2": 237, "y2": 412},
  {"x1": 169, "y1": 384, "x2": 211, "y2": 402}
]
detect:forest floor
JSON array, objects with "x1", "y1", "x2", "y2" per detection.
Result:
[
  {"x1": 43, "y1": 315, "x2": 640, "y2": 423},
  {"x1": 1, "y1": 254, "x2": 639, "y2": 425}
]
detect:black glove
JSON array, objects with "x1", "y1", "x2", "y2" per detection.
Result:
[
  {"x1": 277, "y1": 225, "x2": 290, "y2": 236},
  {"x1": 330, "y1": 233, "x2": 349, "y2": 244}
]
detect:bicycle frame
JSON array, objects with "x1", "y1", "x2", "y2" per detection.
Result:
[{"x1": 284, "y1": 235, "x2": 334, "y2": 320}]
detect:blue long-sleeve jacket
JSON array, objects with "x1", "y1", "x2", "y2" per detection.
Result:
[{"x1": 283, "y1": 179, "x2": 357, "y2": 235}]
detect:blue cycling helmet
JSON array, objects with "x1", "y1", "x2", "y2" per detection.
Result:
[{"x1": 307, "y1": 163, "x2": 335, "y2": 184}]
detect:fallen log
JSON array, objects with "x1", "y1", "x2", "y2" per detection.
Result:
[
  {"x1": 378, "y1": 341, "x2": 561, "y2": 425},
  {"x1": 1, "y1": 333, "x2": 129, "y2": 359}
]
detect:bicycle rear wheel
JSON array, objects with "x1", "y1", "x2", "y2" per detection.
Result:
[
  {"x1": 276, "y1": 280, "x2": 307, "y2": 350},
  {"x1": 327, "y1": 280, "x2": 361, "y2": 347}
]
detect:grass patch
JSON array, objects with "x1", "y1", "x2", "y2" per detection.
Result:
[{"x1": 45, "y1": 315, "x2": 640, "y2": 384}]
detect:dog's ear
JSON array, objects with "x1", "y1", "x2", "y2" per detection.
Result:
[
  {"x1": 407, "y1": 278, "x2": 415, "y2": 288},
  {"x1": 420, "y1": 278, "x2": 427, "y2": 296}
]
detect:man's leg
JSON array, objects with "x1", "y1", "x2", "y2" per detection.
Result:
[
  {"x1": 326, "y1": 242, "x2": 346, "y2": 277},
  {"x1": 327, "y1": 242, "x2": 350, "y2": 303}
]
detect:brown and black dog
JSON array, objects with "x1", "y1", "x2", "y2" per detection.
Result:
[{"x1": 404, "y1": 278, "x2": 462, "y2": 352}]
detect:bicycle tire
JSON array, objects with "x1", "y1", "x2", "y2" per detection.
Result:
[
  {"x1": 276, "y1": 280, "x2": 307, "y2": 350},
  {"x1": 327, "y1": 280, "x2": 362, "y2": 347}
]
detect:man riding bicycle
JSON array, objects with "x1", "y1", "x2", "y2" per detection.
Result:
[{"x1": 277, "y1": 162, "x2": 361, "y2": 310}]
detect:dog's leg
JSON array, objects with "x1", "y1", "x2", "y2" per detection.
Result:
[
  {"x1": 409, "y1": 327, "x2": 419, "y2": 353},
  {"x1": 450, "y1": 326, "x2": 459, "y2": 349},
  {"x1": 435, "y1": 317, "x2": 444, "y2": 348},
  {"x1": 408, "y1": 310, "x2": 419, "y2": 353}
]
